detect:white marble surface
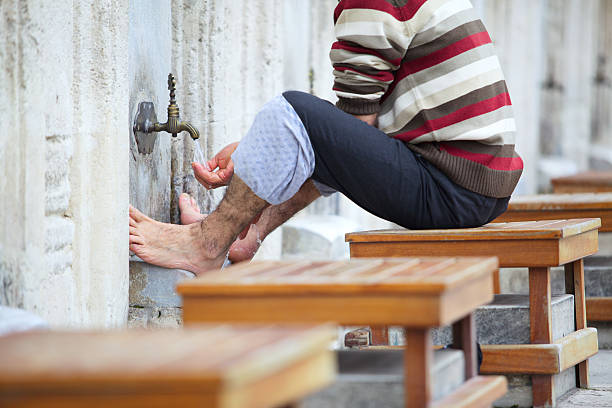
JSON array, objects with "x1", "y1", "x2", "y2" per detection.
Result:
[{"x1": 0, "y1": 306, "x2": 48, "y2": 336}]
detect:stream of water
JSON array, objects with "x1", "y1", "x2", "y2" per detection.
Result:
[{"x1": 193, "y1": 140, "x2": 207, "y2": 165}]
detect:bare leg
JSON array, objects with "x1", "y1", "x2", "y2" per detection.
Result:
[
  {"x1": 130, "y1": 175, "x2": 268, "y2": 276},
  {"x1": 177, "y1": 181, "x2": 322, "y2": 263},
  {"x1": 229, "y1": 180, "x2": 322, "y2": 262}
]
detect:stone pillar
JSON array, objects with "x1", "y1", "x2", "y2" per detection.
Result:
[
  {"x1": 472, "y1": 0, "x2": 546, "y2": 195},
  {"x1": 591, "y1": 0, "x2": 612, "y2": 168},
  {"x1": 538, "y1": 0, "x2": 598, "y2": 188},
  {"x1": 0, "y1": 0, "x2": 129, "y2": 327}
]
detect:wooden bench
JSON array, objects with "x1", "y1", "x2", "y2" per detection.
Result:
[
  {"x1": 495, "y1": 193, "x2": 612, "y2": 324},
  {"x1": 345, "y1": 219, "x2": 600, "y2": 408},
  {"x1": 0, "y1": 325, "x2": 335, "y2": 408},
  {"x1": 552, "y1": 171, "x2": 612, "y2": 193},
  {"x1": 177, "y1": 258, "x2": 508, "y2": 408}
]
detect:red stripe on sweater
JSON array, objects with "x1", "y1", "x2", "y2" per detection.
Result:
[
  {"x1": 439, "y1": 143, "x2": 524, "y2": 171},
  {"x1": 334, "y1": 65, "x2": 395, "y2": 82},
  {"x1": 334, "y1": 0, "x2": 428, "y2": 23},
  {"x1": 332, "y1": 41, "x2": 402, "y2": 66},
  {"x1": 386, "y1": 31, "x2": 492, "y2": 98},
  {"x1": 396, "y1": 93, "x2": 512, "y2": 141}
]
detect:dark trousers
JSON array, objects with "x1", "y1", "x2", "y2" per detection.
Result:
[{"x1": 283, "y1": 90, "x2": 509, "y2": 230}]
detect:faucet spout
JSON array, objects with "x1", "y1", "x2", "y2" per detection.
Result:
[{"x1": 178, "y1": 121, "x2": 200, "y2": 140}]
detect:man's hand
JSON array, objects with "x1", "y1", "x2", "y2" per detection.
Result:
[
  {"x1": 353, "y1": 113, "x2": 378, "y2": 127},
  {"x1": 192, "y1": 142, "x2": 239, "y2": 189}
]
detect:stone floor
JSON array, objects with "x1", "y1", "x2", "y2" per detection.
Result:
[{"x1": 558, "y1": 350, "x2": 612, "y2": 407}]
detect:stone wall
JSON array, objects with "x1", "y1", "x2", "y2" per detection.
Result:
[
  {"x1": 3, "y1": 0, "x2": 612, "y2": 329},
  {"x1": 0, "y1": 0, "x2": 129, "y2": 327}
]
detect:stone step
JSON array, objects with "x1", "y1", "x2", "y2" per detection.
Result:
[
  {"x1": 303, "y1": 348, "x2": 465, "y2": 407},
  {"x1": 380, "y1": 295, "x2": 576, "y2": 407},
  {"x1": 128, "y1": 257, "x2": 194, "y2": 328},
  {"x1": 499, "y1": 257, "x2": 612, "y2": 349},
  {"x1": 499, "y1": 261, "x2": 612, "y2": 297},
  {"x1": 280, "y1": 215, "x2": 360, "y2": 260}
]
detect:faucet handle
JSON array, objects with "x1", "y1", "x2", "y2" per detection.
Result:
[{"x1": 167, "y1": 73, "x2": 177, "y2": 104}]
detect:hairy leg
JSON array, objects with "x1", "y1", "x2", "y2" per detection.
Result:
[
  {"x1": 229, "y1": 180, "x2": 322, "y2": 262},
  {"x1": 177, "y1": 181, "x2": 322, "y2": 263},
  {"x1": 130, "y1": 175, "x2": 268, "y2": 276}
]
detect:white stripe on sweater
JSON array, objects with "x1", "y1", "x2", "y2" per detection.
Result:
[
  {"x1": 379, "y1": 56, "x2": 503, "y2": 131},
  {"x1": 335, "y1": 21, "x2": 412, "y2": 50},
  {"x1": 380, "y1": 43, "x2": 497, "y2": 112},
  {"x1": 421, "y1": 0, "x2": 474, "y2": 32}
]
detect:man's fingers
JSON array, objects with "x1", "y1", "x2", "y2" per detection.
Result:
[{"x1": 193, "y1": 162, "x2": 231, "y2": 189}]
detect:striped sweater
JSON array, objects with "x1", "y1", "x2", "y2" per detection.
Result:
[{"x1": 331, "y1": 0, "x2": 522, "y2": 198}]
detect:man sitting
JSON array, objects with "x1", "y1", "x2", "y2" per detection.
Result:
[{"x1": 129, "y1": 0, "x2": 522, "y2": 275}]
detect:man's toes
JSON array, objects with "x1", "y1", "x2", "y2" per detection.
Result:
[
  {"x1": 129, "y1": 234, "x2": 144, "y2": 245},
  {"x1": 129, "y1": 243, "x2": 143, "y2": 254},
  {"x1": 129, "y1": 205, "x2": 147, "y2": 222},
  {"x1": 190, "y1": 196, "x2": 200, "y2": 212},
  {"x1": 179, "y1": 193, "x2": 190, "y2": 206}
]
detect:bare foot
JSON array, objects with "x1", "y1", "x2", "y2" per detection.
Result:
[
  {"x1": 178, "y1": 193, "x2": 262, "y2": 263},
  {"x1": 228, "y1": 223, "x2": 263, "y2": 263},
  {"x1": 179, "y1": 193, "x2": 206, "y2": 225},
  {"x1": 129, "y1": 205, "x2": 225, "y2": 276}
]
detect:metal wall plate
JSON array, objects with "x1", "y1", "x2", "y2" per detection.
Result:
[{"x1": 133, "y1": 101, "x2": 158, "y2": 154}]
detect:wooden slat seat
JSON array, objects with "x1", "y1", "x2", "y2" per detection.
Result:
[
  {"x1": 178, "y1": 258, "x2": 507, "y2": 408},
  {"x1": 552, "y1": 171, "x2": 612, "y2": 193},
  {"x1": 495, "y1": 193, "x2": 612, "y2": 324},
  {"x1": 0, "y1": 325, "x2": 336, "y2": 408},
  {"x1": 345, "y1": 219, "x2": 600, "y2": 408},
  {"x1": 495, "y1": 193, "x2": 612, "y2": 232}
]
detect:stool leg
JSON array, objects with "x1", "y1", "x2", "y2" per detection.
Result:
[
  {"x1": 404, "y1": 328, "x2": 432, "y2": 408},
  {"x1": 493, "y1": 269, "x2": 501, "y2": 294},
  {"x1": 529, "y1": 267, "x2": 554, "y2": 407},
  {"x1": 451, "y1": 313, "x2": 477, "y2": 379},
  {"x1": 565, "y1": 259, "x2": 590, "y2": 388},
  {"x1": 371, "y1": 326, "x2": 390, "y2": 345}
]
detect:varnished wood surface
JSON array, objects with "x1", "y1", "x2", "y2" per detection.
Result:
[
  {"x1": 480, "y1": 328, "x2": 598, "y2": 375},
  {"x1": 565, "y1": 260, "x2": 590, "y2": 388},
  {"x1": 529, "y1": 267, "x2": 554, "y2": 407},
  {"x1": 345, "y1": 219, "x2": 601, "y2": 242},
  {"x1": 430, "y1": 376, "x2": 507, "y2": 408},
  {"x1": 180, "y1": 259, "x2": 496, "y2": 328},
  {"x1": 452, "y1": 314, "x2": 477, "y2": 379},
  {"x1": 494, "y1": 193, "x2": 612, "y2": 231},
  {"x1": 0, "y1": 325, "x2": 336, "y2": 408},
  {"x1": 349, "y1": 230, "x2": 598, "y2": 268},
  {"x1": 404, "y1": 329, "x2": 432, "y2": 408},
  {"x1": 586, "y1": 297, "x2": 612, "y2": 321},
  {"x1": 177, "y1": 258, "x2": 498, "y2": 296},
  {"x1": 505, "y1": 193, "x2": 612, "y2": 210},
  {"x1": 552, "y1": 171, "x2": 612, "y2": 193}
]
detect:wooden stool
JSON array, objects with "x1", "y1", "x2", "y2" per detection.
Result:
[
  {"x1": 552, "y1": 171, "x2": 612, "y2": 193},
  {"x1": 0, "y1": 325, "x2": 336, "y2": 408},
  {"x1": 345, "y1": 219, "x2": 600, "y2": 408},
  {"x1": 495, "y1": 193, "x2": 612, "y2": 323},
  {"x1": 178, "y1": 258, "x2": 508, "y2": 408}
]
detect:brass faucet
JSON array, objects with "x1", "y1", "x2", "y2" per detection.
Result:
[
  {"x1": 152, "y1": 73, "x2": 200, "y2": 140},
  {"x1": 133, "y1": 73, "x2": 199, "y2": 141}
]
